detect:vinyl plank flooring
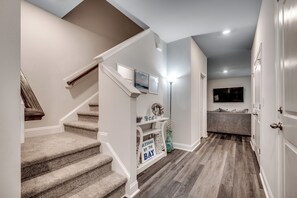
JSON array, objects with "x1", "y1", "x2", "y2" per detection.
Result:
[{"x1": 136, "y1": 133, "x2": 265, "y2": 198}]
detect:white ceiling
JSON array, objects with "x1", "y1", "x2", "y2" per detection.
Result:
[
  {"x1": 26, "y1": 0, "x2": 83, "y2": 18},
  {"x1": 107, "y1": 0, "x2": 262, "y2": 79},
  {"x1": 107, "y1": 0, "x2": 261, "y2": 43},
  {"x1": 26, "y1": 0, "x2": 261, "y2": 79}
]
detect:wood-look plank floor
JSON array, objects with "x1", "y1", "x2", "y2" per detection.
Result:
[{"x1": 135, "y1": 133, "x2": 265, "y2": 198}]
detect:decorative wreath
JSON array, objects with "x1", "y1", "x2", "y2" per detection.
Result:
[{"x1": 151, "y1": 103, "x2": 164, "y2": 116}]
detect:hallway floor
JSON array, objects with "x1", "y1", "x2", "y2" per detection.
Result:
[{"x1": 136, "y1": 133, "x2": 265, "y2": 198}]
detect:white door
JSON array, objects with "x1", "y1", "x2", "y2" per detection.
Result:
[
  {"x1": 253, "y1": 47, "x2": 262, "y2": 163},
  {"x1": 276, "y1": 0, "x2": 297, "y2": 197}
]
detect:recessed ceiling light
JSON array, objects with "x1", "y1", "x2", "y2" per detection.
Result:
[
  {"x1": 223, "y1": 70, "x2": 228, "y2": 73},
  {"x1": 222, "y1": 29, "x2": 231, "y2": 35}
]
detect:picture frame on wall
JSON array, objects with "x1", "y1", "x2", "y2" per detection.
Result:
[
  {"x1": 149, "y1": 75, "x2": 159, "y2": 95},
  {"x1": 117, "y1": 63, "x2": 135, "y2": 85},
  {"x1": 135, "y1": 70, "x2": 149, "y2": 93}
]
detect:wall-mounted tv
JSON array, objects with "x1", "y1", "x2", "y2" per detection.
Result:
[{"x1": 213, "y1": 87, "x2": 244, "y2": 102}]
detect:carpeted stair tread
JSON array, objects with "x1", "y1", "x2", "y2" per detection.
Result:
[
  {"x1": 21, "y1": 154, "x2": 113, "y2": 198},
  {"x1": 64, "y1": 121, "x2": 98, "y2": 131},
  {"x1": 88, "y1": 102, "x2": 98, "y2": 107},
  {"x1": 77, "y1": 111, "x2": 99, "y2": 117},
  {"x1": 22, "y1": 132, "x2": 100, "y2": 168},
  {"x1": 69, "y1": 172, "x2": 127, "y2": 198}
]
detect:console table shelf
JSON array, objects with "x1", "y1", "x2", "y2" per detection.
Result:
[{"x1": 136, "y1": 117, "x2": 168, "y2": 174}]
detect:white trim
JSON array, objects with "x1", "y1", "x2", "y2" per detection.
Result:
[
  {"x1": 99, "y1": 132, "x2": 140, "y2": 198},
  {"x1": 100, "y1": 64, "x2": 141, "y2": 98},
  {"x1": 25, "y1": 125, "x2": 62, "y2": 138},
  {"x1": 250, "y1": 139, "x2": 256, "y2": 151},
  {"x1": 129, "y1": 189, "x2": 140, "y2": 198},
  {"x1": 94, "y1": 29, "x2": 151, "y2": 62},
  {"x1": 98, "y1": 132, "x2": 130, "y2": 178},
  {"x1": 260, "y1": 167, "x2": 274, "y2": 198},
  {"x1": 128, "y1": 181, "x2": 140, "y2": 198},
  {"x1": 173, "y1": 139, "x2": 201, "y2": 152},
  {"x1": 63, "y1": 61, "x2": 98, "y2": 88},
  {"x1": 21, "y1": 101, "x2": 25, "y2": 143},
  {"x1": 59, "y1": 92, "x2": 99, "y2": 130},
  {"x1": 25, "y1": 92, "x2": 98, "y2": 138}
]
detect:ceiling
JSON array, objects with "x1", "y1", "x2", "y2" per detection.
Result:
[
  {"x1": 107, "y1": 0, "x2": 262, "y2": 79},
  {"x1": 26, "y1": 0, "x2": 262, "y2": 79},
  {"x1": 26, "y1": 0, "x2": 83, "y2": 18}
]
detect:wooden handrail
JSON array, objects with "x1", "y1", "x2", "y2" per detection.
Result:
[
  {"x1": 64, "y1": 61, "x2": 98, "y2": 88},
  {"x1": 21, "y1": 70, "x2": 45, "y2": 121},
  {"x1": 66, "y1": 64, "x2": 98, "y2": 87}
]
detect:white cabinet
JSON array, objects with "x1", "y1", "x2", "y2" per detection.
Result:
[{"x1": 136, "y1": 118, "x2": 168, "y2": 174}]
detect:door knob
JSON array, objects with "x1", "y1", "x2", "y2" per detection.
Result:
[{"x1": 270, "y1": 122, "x2": 283, "y2": 130}]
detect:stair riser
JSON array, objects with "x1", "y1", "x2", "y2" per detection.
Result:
[
  {"x1": 89, "y1": 106, "x2": 98, "y2": 111},
  {"x1": 22, "y1": 146, "x2": 100, "y2": 181},
  {"x1": 22, "y1": 163, "x2": 112, "y2": 198},
  {"x1": 65, "y1": 126, "x2": 97, "y2": 139},
  {"x1": 78, "y1": 115, "x2": 98, "y2": 123},
  {"x1": 106, "y1": 184, "x2": 126, "y2": 198}
]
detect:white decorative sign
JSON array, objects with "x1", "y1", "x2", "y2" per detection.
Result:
[{"x1": 142, "y1": 138, "x2": 155, "y2": 163}]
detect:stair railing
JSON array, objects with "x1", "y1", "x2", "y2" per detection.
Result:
[
  {"x1": 64, "y1": 61, "x2": 98, "y2": 88},
  {"x1": 21, "y1": 70, "x2": 45, "y2": 121}
]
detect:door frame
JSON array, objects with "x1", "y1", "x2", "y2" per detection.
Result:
[
  {"x1": 252, "y1": 43, "x2": 262, "y2": 163},
  {"x1": 200, "y1": 72, "x2": 207, "y2": 138}
]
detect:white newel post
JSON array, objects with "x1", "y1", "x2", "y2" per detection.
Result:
[{"x1": 98, "y1": 64, "x2": 140, "y2": 197}]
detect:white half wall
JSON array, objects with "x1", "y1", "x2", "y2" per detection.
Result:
[
  {"x1": 0, "y1": 0, "x2": 21, "y2": 196},
  {"x1": 207, "y1": 77, "x2": 252, "y2": 112},
  {"x1": 252, "y1": 0, "x2": 278, "y2": 197}
]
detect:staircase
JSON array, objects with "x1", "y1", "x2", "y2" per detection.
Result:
[{"x1": 21, "y1": 102, "x2": 127, "y2": 198}]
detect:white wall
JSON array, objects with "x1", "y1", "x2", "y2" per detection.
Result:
[
  {"x1": 191, "y1": 38, "x2": 207, "y2": 142},
  {"x1": 252, "y1": 0, "x2": 278, "y2": 197},
  {"x1": 167, "y1": 38, "x2": 191, "y2": 146},
  {"x1": 21, "y1": 1, "x2": 122, "y2": 131},
  {"x1": 0, "y1": 0, "x2": 21, "y2": 196},
  {"x1": 167, "y1": 37, "x2": 207, "y2": 149},
  {"x1": 207, "y1": 77, "x2": 252, "y2": 112},
  {"x1": 103, "y1": 32, "x2": 168, "y2": 117}
]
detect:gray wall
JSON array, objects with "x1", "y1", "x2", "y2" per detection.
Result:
[{"x1": 0, "y1": 0, "x2": 21, "y2": 196}]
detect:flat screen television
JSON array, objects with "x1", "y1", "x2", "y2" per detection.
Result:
[{"x1": 213, "y1": 87, "x2": 244, "y2": 102}]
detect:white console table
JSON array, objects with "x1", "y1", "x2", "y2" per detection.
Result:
[{"x1": 136, "y1": 117, "x2": 168, "y2": 174}]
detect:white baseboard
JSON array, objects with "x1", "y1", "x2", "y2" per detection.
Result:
[
  {"x1": 173, "y1": 139, "x2": 201, "y2": 152},
  {"x1": 25, "y1": 125, "x2": 62, "y2": 138},
  {"x1": 59, "y1": 92, "x2": 99, "y2": 131},
  {"x1": 260, "y1": 167, "x2": 274, "y2": 198},
  {"x1": 128, "y1": 180, "x2": 140, "y2": 198},
  {"x1": 250, "y1": 139, "x2": 255, "y2": 151},
  {"x1": 99, "y1": 132, "x2": 139, "y2": 197},
  {"x1": 98, "y1": 132, "x2": 130, "y2": 178},
  {"x1": 25, "y1": 92, "x2": 98, "y2": 138}
]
